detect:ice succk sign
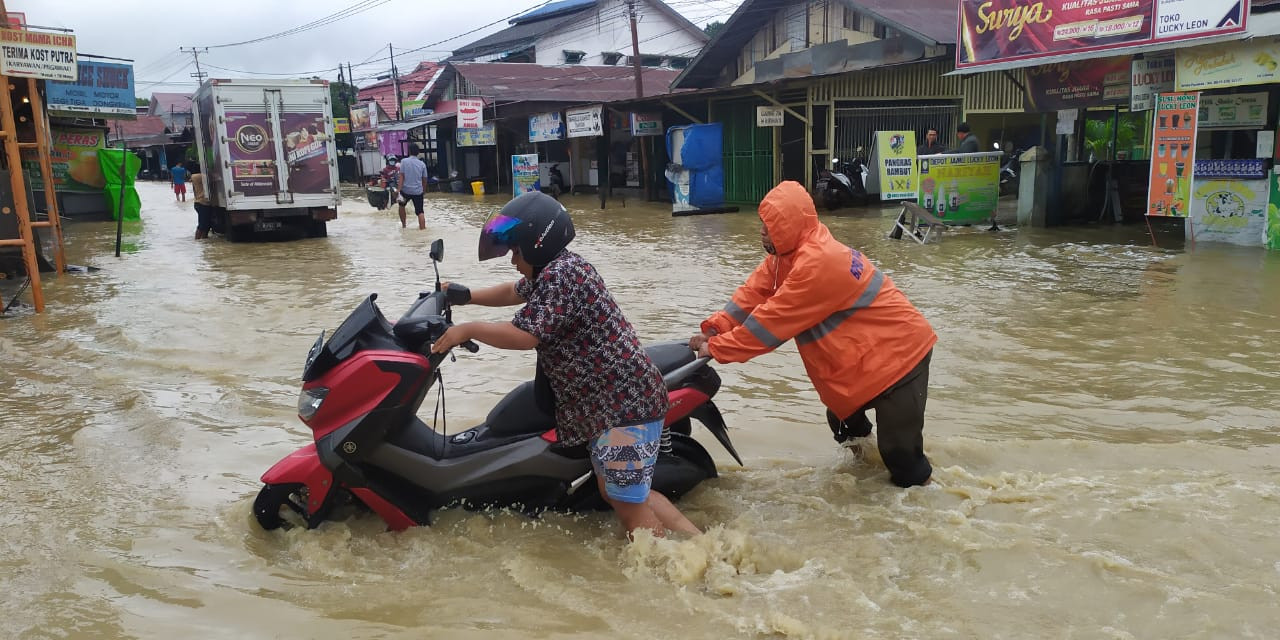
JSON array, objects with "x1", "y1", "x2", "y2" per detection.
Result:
[{"x1": 0, "y1": 28, "x2": 77, "y2": 81}]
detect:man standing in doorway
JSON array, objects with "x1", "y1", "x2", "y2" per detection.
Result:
[
  {"x1": 397, "y1": 144, "x2": 428, "y2": 229},
  {"x1": 917, "y1": 128, "x2": 946, "y2": 155},
  {"x1": 952, "y1": 122, "x2": 981, "y2": 154}
]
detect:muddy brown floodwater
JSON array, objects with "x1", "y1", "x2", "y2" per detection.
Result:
[{"x1": 2, "y1": 181, "x2": 1279, "y2": 639}]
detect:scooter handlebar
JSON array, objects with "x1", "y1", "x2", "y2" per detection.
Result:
[{"x1": 460, "y1": 340, "x2": 480, "y2": 353}]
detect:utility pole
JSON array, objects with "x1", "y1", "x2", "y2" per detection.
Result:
[
  {"x1": 347, "y1": 61, "x2": 364, "y2": 183},
  {"x1": 627, "y1": 0, "x2": 651, "y2": 201},
  {"x1": 388, "y1": 43, "x2": 401, "y2": 121},
  {"x1": 181, "y1": 47, "x2": 208, "y2": 83}
]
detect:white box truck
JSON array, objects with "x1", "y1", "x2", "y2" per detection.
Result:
[{"x1": 191, "y1": 79, "x2": 339, "y2": 241}]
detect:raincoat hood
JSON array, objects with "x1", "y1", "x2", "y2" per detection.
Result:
[{"x1": 758, "y1": 181, "x2": 819, "y2": 255}]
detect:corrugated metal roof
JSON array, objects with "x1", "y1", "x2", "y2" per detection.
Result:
[
  {"x1": 512, "y1": 0, "x2": 596, "y2": 24},
  {"x1": 376, "y1": 111, "x2": 455, "y2": 131},
  {"x1": 450, "y1": 62, "x2": 683, "y2": 102},
  {"x1": 841, "y1": 0, "x2": 958, "y2": 45},
  {"x1": 450, "y1": 12, "x2": 585, "y2": 61}
]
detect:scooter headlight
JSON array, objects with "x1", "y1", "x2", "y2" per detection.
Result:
[{"x1": 298, "y1": 387, "x2": 329, "y2": 420}]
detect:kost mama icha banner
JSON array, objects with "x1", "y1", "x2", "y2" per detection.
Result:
[{"x1": 957, "y1": 0, "x2": 1248, "y2": 69}]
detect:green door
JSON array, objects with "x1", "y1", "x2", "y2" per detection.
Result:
[{"x1": 715, "y1": 100, "x2": 773, "y2": 204}]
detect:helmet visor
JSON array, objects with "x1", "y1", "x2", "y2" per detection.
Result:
[{"x1": 478, "y1": 212, "x2": 521, "y2": 261}]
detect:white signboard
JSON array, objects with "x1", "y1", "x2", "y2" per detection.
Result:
[
  {"x1": 1155, "y1": 0, "x2": 1248, "y2": 41},
  {"x1": 566, "y1": 105, "x2": 603, "y2": 138},
  {"x1": 528, "y1": 112, "x2": 563, "y2": 142},
  {"x1": 1055, "y1": 108, "x2": 1078, "y2": 135},
  {"x1": 756, "y1": 106, "x2": 784, "y2": 127},
  {"x1": 1198, "y1": 92, "x2": 1268, "y2": 129},
  {"x1": 0, "y1": 28, "x2": 76, "y2": 81},
  {"x1": 457, "y1": 98, "x2": 485, "y2": 129},
  {"x1": 1257, "y1": 131, "x2": 1275, "y2": 158},
  {"x1": 1131, "y1": 54, "x2": 1175, "y2": 112}
]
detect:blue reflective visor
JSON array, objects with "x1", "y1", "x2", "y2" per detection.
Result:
[{"x1": 478, "y1": 212, "x2": 521, "y2": 261}]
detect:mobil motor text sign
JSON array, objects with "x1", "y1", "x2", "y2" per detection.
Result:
[
  {"x1": 0, "y1": 28, "x2": 76, "y2": 81},
  {"x1": 47, "y1": 60, "x2": 136, "y2": 116},
  {"x1": 957, "y1": 0, "x2": 1247, "y2": 70}
]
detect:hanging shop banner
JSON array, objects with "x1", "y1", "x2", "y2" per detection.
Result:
[
  {"x1": 916, "y1": 152, "x2": 1001, "y2": 224},
  {"x1": 1025, "y1": 57, "x2": 1131, "y2": 111},
  {"x1": 0, "y1": 28, "x2": 76, "y2": 81},
  {"x1": 528, "y1": 112, "x2": 564, "y2": 142},
  {"x1": 1196, "y1": 92, "x2": 1268, "y2": 129},
  {"x1": 457, "y1": 98, "x2": 485, "y2": 129},
  {"x1": 756, "y1": 106, "x2": 784, "y2": 127},
  {"x1": 333, "y1": 117, "x2": 350, "y2": 134},
  {"x1": 18, "y1": 128, "x2": 106, "y2": 193},
  {"x1": 349, "y1": 105, "x2": 372, "y2": 131},
  {"x1": 457, "y1": 122, "x2": 495, "y2": 147},
  {"x1": 1146, "y1": 92, "x2": 1200, "y2": 218},
  {"x1": 401, "y1": 99, "x2": 429, "y2": 118},
  {"x1": 1131, "y1": 54, "x2": 1175, "y2": 112},
  {"x1": 512, "y1": 153, "x2": 540, "y2": 196},
  {"x1": 1269, "y1": 170, "x2": 1280, "y2": 251},
  {"x1": 1175, "y1": 35, "x2": 1280, "y2": 91},
  {"x1": 874, "y1": 131, "x2": 919, "y2": 201},
  {"x1": 630, "y1": 112, "x2": 663, "y2": 137},
  {"x1": 1188, "y1": 177, "x2": 1267, "y2": 246},
  {"x1": 46, "y1": 61, "x2": 135, "y2": 115},
  {"x1": 225, "y1": 111, "x2": 280, "y2": 197},
  {"x1": 957, "y1": 0, "x2": 1247, "y2": 70},
  {"x1": 280, "y1": 112, "x2": 332, "y2": 195},
  {"x1": 566, "y1": 105, "x2": 604, "y2": 138}
]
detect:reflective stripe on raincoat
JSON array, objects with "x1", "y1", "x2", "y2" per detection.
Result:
[{"x1": 701, "y1": 181, "x2": 937, "y2": 419}]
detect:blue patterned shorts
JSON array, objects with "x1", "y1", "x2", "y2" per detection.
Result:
[{"x1": 589, "y1": 419, "x2": 663, "y2": 504}]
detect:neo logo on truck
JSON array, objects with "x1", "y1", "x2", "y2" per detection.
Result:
[{"x1": 234, "y1": 124, "x2": 269, "y2": 154}]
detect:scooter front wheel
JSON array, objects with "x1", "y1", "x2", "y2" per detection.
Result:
[{"x1": 253, "y1": 483, "x2": 310, "y2": 531}]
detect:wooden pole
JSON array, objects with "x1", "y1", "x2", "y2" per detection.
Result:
[
  {"x1": 0, "y1": 73, "x2": 44, "y2": 311},
  {"x1": 627, "y1": 0, "x2": 651, "y2": 201},
  {"x1": 26, "y1": 77, "x2": 66, "y2": 274}
]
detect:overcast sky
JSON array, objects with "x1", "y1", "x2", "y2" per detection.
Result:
[{"x1": 26, "y1": 0, "x2": 740, "y2": 98}]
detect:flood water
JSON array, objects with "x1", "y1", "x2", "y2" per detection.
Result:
[{"x1": 2, "y1": 181, "x2": 1279, "y2": 638}]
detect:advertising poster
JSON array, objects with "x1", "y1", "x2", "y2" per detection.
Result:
[
  {"x1": 225, "y1": 111, "x2": 279, "y2": 197},
  {"x1": 1131, "y1": 54, "x2": 1175, "y2": 111},
  {"x1": 350, "y1": 105, "x2": 371, "y2": 131},
  {"x1": 1147, "y1": 92, "x2": 1200, "y2": 217},
  {"x1": 529, "y1": 112, "x2": 564, "y2": 142},
  {"x1": 46, "y1": 61, "x2": 135, "y2": 115},
  {"x1": 457, "y1": 122, "x2": 495, "y2": 147},
  {"x1": 566, "y1": 105, "x2": 604, "y2": 138},
  {"x1": 875, "y1": 131, "x2": 919, "y2": 201},
  {"x1": 1197, "y1": 92, "x2": 1268, "y2": 129},
  {"x1": 18, "y1": 128, "x2": 106, "y2": 193},
  {"x1": 1188, "y1": 177, "x2": 1267, "y2": 246},
  {"x1": 457, "y1": 98, "x2": 485, "y2": 129},
  {"x1": 1026, "y1": 57, "x2": 1131, "y2": 111},
  {"x1": 1269, "y1": 170, "x2": 1280, "y2": 250},
  {"x1": 630, "y1": 112, "x2": 663, "y2": 136},
  {"x1": 1176, "y1": 36, "x2": 1280, "y2": 91},
  {"x1": 280, "y1": 112, "x2": 331, "y2": 195},
  {"x1": 0, "y1": 28, "x2": 76, "y2": 81},
  {"x1": 401, "y1": 99, "x2": 429, "y2": 118},
  {"x1": 512, "y1": 154, "x2": 540, "y2": 196},
  {"x1": 916, "y1": 152, "x2": 1001, "y2": 224},
  {"x1": 958, "y1": 0, "x2": 1247, "y2": 69},
  {"x1": 333, "y1": 117, "x2": 350, "y2": 134}
]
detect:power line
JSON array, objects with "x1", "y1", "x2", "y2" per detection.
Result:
[{"x1": 203, "y1": 0, "x2": 394, "y2": 49}]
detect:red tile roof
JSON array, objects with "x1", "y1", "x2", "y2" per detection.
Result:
[{"x1": 357, "y1": 62, "x2": 443, "y2": 119}]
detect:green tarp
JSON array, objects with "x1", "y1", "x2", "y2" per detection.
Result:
[{"x1": 97, "y1": 148, "x2": 141, "y2": 221}]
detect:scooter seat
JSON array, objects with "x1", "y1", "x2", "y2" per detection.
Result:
[
  {"x1": 645, "y1": 341, "x2": 696, "y2": 375},
  {"x1": 483, "y1": 380, "x2": 556, "y2": 438}
]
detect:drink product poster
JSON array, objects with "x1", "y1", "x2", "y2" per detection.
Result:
[
  {"x1": 226, "y1": 111, "x2": 278, "y2": 197},
  {"x1": 916, "y1": 152, "x2": 1001, "y2": 224},
  {"x1": 1147, "y1": 92, "x2": 1200, "y2": 217}
]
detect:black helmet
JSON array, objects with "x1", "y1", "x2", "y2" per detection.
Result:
[{"x1": 479, "y1": 191, "x2": 575, "y2": 266}]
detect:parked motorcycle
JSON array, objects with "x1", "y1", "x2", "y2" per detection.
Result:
[
  {"x1": 547, "y1": 163, "x2": 567, "y2": 199},
  {"x1": 253, "y1": 239, "x2": 742, "y2": 532},
  {"x1": 994, "y1": 142, "x2": 1021, "y2": 197},
  {"x1": 815, "y1": 154, "x2": 870, "y2": 211}
]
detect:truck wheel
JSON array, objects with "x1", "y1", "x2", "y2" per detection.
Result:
[{"x1": 307, "y1": 220, "x2": 328, "y2": 238}]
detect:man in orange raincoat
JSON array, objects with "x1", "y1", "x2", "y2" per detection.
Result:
[{"x1": 690, "y1": 181, "x2": 937, "y2": 487}]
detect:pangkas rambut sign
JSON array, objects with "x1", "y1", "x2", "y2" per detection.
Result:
[{"x1": 957, "y1": 0, "x2": 1247, "y2": 69}]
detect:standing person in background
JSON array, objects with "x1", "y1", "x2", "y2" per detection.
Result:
[
  {"x1": 917, "y1": 128, "x2": 946, "y2": 155},
  {"x1": 397, "y1": 144, "x2": 428, "y2": 230},
  {"x1": 170, "y1": 162, "x2": 189, "y2": 202},
  {"x1": 191, "y1": 172, "x2": 213, "y2": 239},
  {"x1": 952, "y1": 123, "x2": 981, "y2": 154}
]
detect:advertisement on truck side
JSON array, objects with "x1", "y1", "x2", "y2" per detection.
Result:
[{"x1": 226, "y1": 111, "x2": 278, "y2": 197}]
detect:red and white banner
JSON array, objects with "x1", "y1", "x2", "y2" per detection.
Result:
[{"x1": 457, "y1": 98, "x2": 484, "y2": 129}]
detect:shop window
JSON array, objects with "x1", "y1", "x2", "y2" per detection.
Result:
[
  {"x1": 873, "y1": 23, "x2": 899, "y2": 39},
  {"x1": 1082, "y1": 110, "x2": 1150, "y2": 162},
  {"x1": 812, "y1": 104, "x2": 830, "y2": 150},
  {"x1": 842, "y1": 7, "x2": 861, "y2": 30},
  {"x1": 668, "y1": 57, "x2": 690, "y2": 69},
  {"x1": 602, "y1": 51, "x2": 623, "y2": 65},
  {"x1": 1205, "y1": 129, "x2": 1259, "y2": 160},
  {"x1": 563, "y1": 50, "x2": 585, "y2": 64}
]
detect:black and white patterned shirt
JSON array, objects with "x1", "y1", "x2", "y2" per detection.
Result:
[{"x1": 513, "y1": 251, "x2": 668, "y2": 446}]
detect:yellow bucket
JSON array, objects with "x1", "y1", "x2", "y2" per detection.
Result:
[{"x1": 470, "y1": 181, "x2": 485, "y2": 196}]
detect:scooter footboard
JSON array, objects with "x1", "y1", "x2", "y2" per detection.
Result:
[{"x1": 261, "y1": 443, "x2": 336, "y2": 517}]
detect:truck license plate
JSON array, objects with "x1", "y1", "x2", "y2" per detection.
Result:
[{"x1": 254, "y1": 221, "x2": 282, "y2": 232}]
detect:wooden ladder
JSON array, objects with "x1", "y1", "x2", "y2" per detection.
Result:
[{"x1": 1, "y1": 72, "x2": 68, "y2": 314}]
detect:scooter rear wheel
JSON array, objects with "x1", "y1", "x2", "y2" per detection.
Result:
[{"x1": 253, "y1": 483, "x2": 309, "y2": 531}]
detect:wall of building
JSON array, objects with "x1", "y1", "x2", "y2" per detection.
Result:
[
  {"x1": 532, "y1": 0, "x2": 705, "y2": 67},
  {"x1": 734, "y1": 0, "x2": 893, "y2": 83}
]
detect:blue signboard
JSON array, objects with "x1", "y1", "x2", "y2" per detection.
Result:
[{"x1": 47, "y1": 61, "x2": 136, "y2": 116}]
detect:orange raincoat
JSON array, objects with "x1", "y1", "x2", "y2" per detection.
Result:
[{"x1": 702, "y1": 181, "x2": 937, "y2": 419}]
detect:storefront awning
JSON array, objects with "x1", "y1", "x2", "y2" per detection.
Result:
[
  {"x1": 948, "y1": 12, "x2": 1280, "y2": 76},
  {"x1": 375, "y1": 111, "x2": 455, "y2": 132}
]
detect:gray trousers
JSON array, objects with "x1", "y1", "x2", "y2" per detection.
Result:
[{"x1": 827, "y1": 350, "x2": 932, "y2": 487}]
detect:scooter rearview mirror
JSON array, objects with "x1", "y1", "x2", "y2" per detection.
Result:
[{"x1": 429, "y1": 239, "x2": 444, "y2": 263}]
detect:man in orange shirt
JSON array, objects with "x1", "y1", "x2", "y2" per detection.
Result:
[{"x1": 690, "y1": 181, "x2": 937, "y2": 487}]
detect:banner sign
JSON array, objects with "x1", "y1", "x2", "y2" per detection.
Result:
[
  {"x1": 630, "y1": 112, "x2": 662, "y2": 137},
  {"x1": 512, "y1": 153, "x2": 540, "y2": 196},
  {"x1": 457, "y1": 98, "x2": 485, "y2": 129},
  {"x1": 18, "y1": 128, "x2": 105, "y2": 193},
  {"x1": 957, "y1": 0, "x2": 1247, "y2": 70},
  {"x1": 457, "y1": 122, "x2": 495, "y2": 147},
  {"x1": 225, "y1": 111, "x2": 279, "y2": 197},
  {"x1": 401, "y1": 99, "x2": 429, "y2": 118},
  {"x1": 1269, "y1": 170, "x2": 1280, "y2": 251},
  {"x1": 916, "y1": 152, "x2": 1001, "y2": 224},
  {"x1": 528, "y1": 111, "x2": 564, "y2": 142},
  {"x1": 757, "y1": 106, "x2": 784, "y2": 127},
  {"x1": 1177, "y1": 36, "x2": 1280, "y2": 90},
  {"x1": 875, "y1": 131, "x2": 919, "y2": 201},
  {"x1": 281, "y1": 112, "x2": 331, "y2": 195},
  {"x1": 46, "y1": 61, "x2": 135, "y2": 115},
  {"x1": 1131, "y1": 54, "x2": 1175, "y2": 112},
  {"x1": 333, "y1": 117, "x2": 350, "y2": 134},
  {"x1": 1189, "y1": 177, "x2": 1267, "y2": 246},
  {"x1": 1147, "y1": 92, "x2": 1200, "y2": 217},
  {"x1": 1025, "y1": 57, "x2": 1131, "y2": 111},
  {"x1": 566, "y1": 105, "x2": 604, "y2": 138},
  {"x1": 1197, "y1": 92, "x2": 1267, "y2": 129},
  {"x1": 0, "y1": 28, "x2": 76, "y2": 81}
]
